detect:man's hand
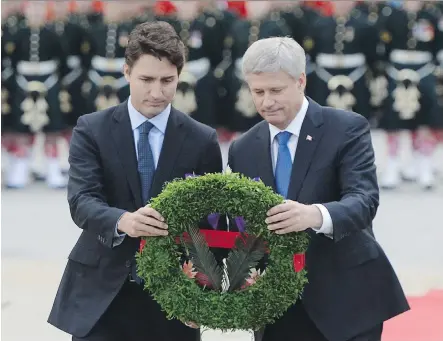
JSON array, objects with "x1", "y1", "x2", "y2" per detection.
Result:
[
  {"x1": 117, "y1": 206, "x2": 168, "y2": 237},
  {"x1": 266, "y1": 200, "x2": 323, "y2": 235}
]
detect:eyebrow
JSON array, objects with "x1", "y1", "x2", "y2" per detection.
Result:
[{"x1": 139, "y1": 75, "x2": 176, "y2": 79}]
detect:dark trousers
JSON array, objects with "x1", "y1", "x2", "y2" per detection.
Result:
[
  {"x1": 72, "y1": 280, "x2": 199, "y2": 341},
  {"x1": 262, "y1": 302, "x2": 383, "y2": 341}
]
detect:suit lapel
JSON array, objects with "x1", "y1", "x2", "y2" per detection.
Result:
[
  {"x1": 287, "y1": 99, "x2": 325, "y2": 200},
  {"x1": 149, "y1": 107, "x2": 187, "y2": 199},
  {"x1": 255, "y1": 122, "x2": 276, "y2": 191},
  {"x1": 111, "y1": 100, "x2": 143, "y2": 207}
]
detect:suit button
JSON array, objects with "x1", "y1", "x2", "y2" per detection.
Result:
[{"x1": 125, "y1": 260, "x2": 132, "y2": 268}]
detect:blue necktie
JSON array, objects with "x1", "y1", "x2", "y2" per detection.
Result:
[
  {"x1": 275, "y1": 131, "x2": 293, "y2": 198},
  {"x1": 137, "y1": 121, "x2": 155, "y2": 205}
]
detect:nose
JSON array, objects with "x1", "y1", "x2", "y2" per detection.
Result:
[
  {"x1": 262, "y1": 93, "x2": 275, "y2": 108},
  {"x1": 150, "y1": 82, "x2": 163, "y2": 100}
]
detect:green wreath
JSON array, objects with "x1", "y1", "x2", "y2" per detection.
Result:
[{"x1": 136, "y1": 172, "x2": 309, "y2": 331}]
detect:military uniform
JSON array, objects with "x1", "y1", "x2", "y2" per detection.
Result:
[
  {"x1": 279, "y1": 2, "x2": 321, "y2": 99},
  {"x1": 425, "y1": 2, "x2": 443, "y2": 109},
  {"x1": 85, "y1": 20, "x2": 132, "y2": 112},
  {"x1": 212, "y1": 8, "x2": 240, "y2": 132},
  {"x1": 49, "y1": 18, "x2": 94, "y2": 127},
  {"x1": 9, "y1": 24, "x2": 68, "y2": 134},
  {"x1": 162, "y1": 9, "x2": 226, "y2": 127},
  {"x1": 378, "y1": 5, "x2": 443, "y2": 131},
  {"x1": 223, "y1": 11, "x2": 291, "y2": 133},
  {"x1": 309, "y1": 8, "x2": 379, "y2": 120},
  {"x1": 1, "y1": 13, "x2": 25, "y2": 132},
  {"x1": 377, "y1": 4, "x2": 443, "y2": 190},
  {"x1": 354, "y1": 1, "x2": 393, "y2": 123}
]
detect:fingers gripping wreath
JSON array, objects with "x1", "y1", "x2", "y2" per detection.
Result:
[{"x1": 136, "y1": 173, "x2": 309, "y2": 331}]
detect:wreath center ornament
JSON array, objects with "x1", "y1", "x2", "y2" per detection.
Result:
[{"x1": 136, "y1": 171, "x2": 309, "y2": 338}]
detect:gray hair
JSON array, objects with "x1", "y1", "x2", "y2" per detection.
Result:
[{"x1": 241, "y1": 37, "x2": 306, "y2": 79}]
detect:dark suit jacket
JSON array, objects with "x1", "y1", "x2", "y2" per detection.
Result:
[
  {"x1": 48, "y1": 101, "x2": 223, "y2": 337},
  {"x1": 228, "y1": 98, "x2": 409, "y2": 341}
]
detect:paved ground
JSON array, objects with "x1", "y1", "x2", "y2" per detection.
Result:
[{"x1": 1, "y1": 130, "x2": 443, "y2": 341}]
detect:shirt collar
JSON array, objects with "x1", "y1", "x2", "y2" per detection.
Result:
[
  {"x1": 127, "y1": 96, "x2": 171, "y2": 134},
  {"x1": 269, "y1": 96, "x2": 309, "y2": 142}
]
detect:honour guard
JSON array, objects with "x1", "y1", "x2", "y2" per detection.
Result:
[
  {"x1": 69, "y1": 0, "x2": 102, "y2": 30},
  {"x1": 222, "y1": 1, "x2": 291, "y2": 133},
  {"x1": 1, "y1": 2, "x2": 25, "y2": 154},
  {"x1": 85, "y1": 2, "x2": 132, "y2": 112},
  {"x1": 49, "y1": 1, "x2": 94, "y2": 149},
  {"x1": 308, "y1": 1, "x2": 379, "y2": 121},
  {"x1": 378, "y1": 1, "x2": 443, "y2": 190},
  {"x1": 160, "y1": 1, "x2": 227, "y2": 127},
  {"x1": 6, "y1": 1, "x2": 68, "y2": 189},
  {"x1": 276, "y1": 1, "x2": 322, "y2": 99},
  {"x1": 128, "y1": 1, "x2": 157, "y2": 27},
  {"x1": 354, "y1": 1, "x2": 393, "y2": 124},
  {"x1": 425, "y1": 1, "x2": 443, "y2": 147}
]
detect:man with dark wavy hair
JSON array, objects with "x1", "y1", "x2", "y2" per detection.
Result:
[{"x1": 48, "y1": 21, "x2": 222, "y2": 341}]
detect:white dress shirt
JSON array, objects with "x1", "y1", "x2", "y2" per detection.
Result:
[
  {"x1": 113, "y1": 97, "x2": 171, "y2": 246},
  {"x1": 268, "y1": 96, "x2": 333, "y2": 237}
]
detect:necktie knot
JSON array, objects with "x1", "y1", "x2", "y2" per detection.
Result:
[
  {"x1": 139, "y1": 121, "x2": 154, "y2": 135},
  {"x1": 276, "y1": 131, "x2": 292, "y2": 146}
]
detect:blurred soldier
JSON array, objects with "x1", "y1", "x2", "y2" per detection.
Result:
[
  {"x1": 69, "y1": 0, "x2": 102, "y2": 29},
  {"x1": 354, "y1": 1, "x2": 393, "y2": 125},
  {"x1": 49, "y1": 1, "x2": 94, "y2": 151},
  {"x1": 161, "y1": 1, "x2": 226, "y2": 127},
  {"x1": 425, "y1": 1, "x2": 443, "y2": 147},
  {"x1": 198, "y1": 0, "x2": 240, "y2": 139},
  {"x1": 221, "y1": 1, "x2": 291, "y2": 133},
  {"x1": 6, "y1": 1, "x2": 68, "y2": 189},
  {"x1": 85, "y1": 2, "x2": 132, "y2": 113},
  {"x1": 129, "y1": 1, "x2": 157, "y2": 27},
  {"x1": 378, "y1": 0, "x2": 443, "y2": 190},
  {"x1": 309, "y1": 1, "x2": 379, "y2": 122},
  {"x1": 1, "y1": 1, "x2": 26, "y2": 156},
  {"x1": 275, "y1": 1, "x2": 322, "y2": 99}
]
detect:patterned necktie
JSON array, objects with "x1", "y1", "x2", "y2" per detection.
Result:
[
  {"x1": 275, "y1": 131, "x2": 293, "y2": 198},
  {"x1": 137, "y1": 121, "x2": 155, "y2": 205}
]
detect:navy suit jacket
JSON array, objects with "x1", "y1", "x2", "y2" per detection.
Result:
[
  {"x1": 228, "y1": 98, "x2": 409, "y2": 341},
  {"x1": 48, "y1": 101, "x2": 222, "y2": 337}
]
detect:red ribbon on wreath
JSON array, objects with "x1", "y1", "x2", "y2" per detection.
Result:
[{"x1": 140, "y1": 230, "x2": 305, "y2": 273}]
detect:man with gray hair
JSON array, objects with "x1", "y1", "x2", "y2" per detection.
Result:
[{"x1": 228, "y1": 37, "x2": 409, "y2": 341}]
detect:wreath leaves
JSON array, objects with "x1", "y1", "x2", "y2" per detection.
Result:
[{"x1": 137, "y1": 173, "x2": 309, "y2": 331}]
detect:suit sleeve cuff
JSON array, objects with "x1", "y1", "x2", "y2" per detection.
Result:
[
  {"x1": 312, "y1": 204, "x2": 334, "y2": 239},
  {"x1": 113, "y1": 213, "x2": 127, "y2": 247}
]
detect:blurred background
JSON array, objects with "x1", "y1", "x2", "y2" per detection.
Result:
[{"x1": 1, "y1": 1, "x2": 443, "y2": 340}]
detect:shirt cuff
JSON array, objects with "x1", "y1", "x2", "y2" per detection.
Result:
[
  {"x1": 113, "y1": 213, "x2": 127, "y2": 247},
  {"x1": 312, "y1": 204, "x2": 333, "y2": 239}
]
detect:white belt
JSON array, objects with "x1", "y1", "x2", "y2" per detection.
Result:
[
  {"x1": 183, "y1": 57, "x2": 210, "y2": 81},
  {"x1": 17, "y1": 60, "x2": 58, "y2": 76},
  {"x1": 16, "y1": 74, "x2": 59, "y2": 92},
  {"x1": 63, "y1": 68, "x2": 83, "y2": 86},
  {"x1": 91, "y1": 56, "x2": 125, "y2": 73},
  {"x1": 386, "y1": 63, "x2": 435, "y2": 82},
  {"x1": 2, "y1": 67, "x2": 13, "y2": 81},
  {"x1": 88, "y1": 70, "x2": 128, "y2": 90},
  {"x1": 315, "y1": 65, "x2": 367, "y2": 84},
  {"x1": 316, "y1": 53, "x2": 365, "y2": 69},
  {"x1": 389, "y1": 50, "x2": 433, "y2": 65},
  {"x1": 67, "y1": 55, "x2": 81, "y2": 69}
]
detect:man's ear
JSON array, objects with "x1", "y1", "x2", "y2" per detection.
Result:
[{"x1": 123, "y1": 64, "x2": 131, "y2": 82}]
